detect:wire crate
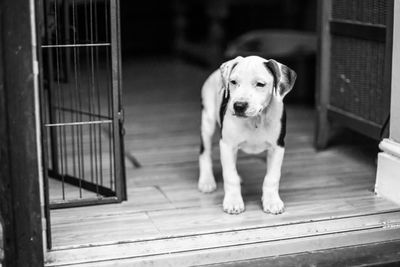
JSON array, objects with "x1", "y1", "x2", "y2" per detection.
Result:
[{"x1": 38, "y1": 0, "x2": 126, "y2": 210}]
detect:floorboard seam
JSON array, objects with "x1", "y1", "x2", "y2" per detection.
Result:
[
  {"x1": 153, "y1": 185, "x2": 175, "y2": 205},
  {"x1": 145, "y1": 211, "x2": 162, "y2": 234}
]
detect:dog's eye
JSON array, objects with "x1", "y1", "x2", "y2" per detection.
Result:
[
  {"x1": 256, "y1": 82, "x2": 266, "y2": 87},
  {"x1": 230, "y1": 80, "x2": 237, "y2": 85}
]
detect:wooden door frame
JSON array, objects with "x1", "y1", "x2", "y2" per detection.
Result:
[
  {"x1": 314, "y1": 0, "x2": 331, "y2": 149},
  {"x1": 0, "y1": 0, "x2": 46, "y2": 266}
]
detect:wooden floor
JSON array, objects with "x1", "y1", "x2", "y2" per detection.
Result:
[{"x1": 46, "y1": 57, "x2": 400, "y2": 266}]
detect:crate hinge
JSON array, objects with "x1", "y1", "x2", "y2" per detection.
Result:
[{"x1": 117, "y1": 108, "x2": 124, "y2": 123}]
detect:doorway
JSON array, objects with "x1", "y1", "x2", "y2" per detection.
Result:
[{"x1": 42, "y1": 0, "x2": 400, "y2": 263}]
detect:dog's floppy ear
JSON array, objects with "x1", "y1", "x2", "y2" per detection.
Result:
[
  {"x1": 220, "y1": 56, "x2": 243, "y2": 96},
  {"x1": 264, "y1": 59, "x2": 297, "y2": 98}
]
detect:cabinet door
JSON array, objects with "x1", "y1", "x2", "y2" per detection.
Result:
[{"x1": 316, "y1": 0, "x2": 393, "y2": 147}]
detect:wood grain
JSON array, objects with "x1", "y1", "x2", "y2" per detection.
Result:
[
  {"x1": 46, "y1": 213, "x2": 400, "y2": 266},
  {"x1": 46, "y1": 57, "x2": 399, "y2": 266}
]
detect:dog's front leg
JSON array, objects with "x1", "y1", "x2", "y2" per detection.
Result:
[
  {"x1": 262, "y1": 146, "x2": 285, "y2": 214},
  {"x1": 220, "y1": 139, "x2": 244, "y2": 214}
]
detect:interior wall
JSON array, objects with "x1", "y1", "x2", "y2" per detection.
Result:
[
  {"x1": 119, "y1": 0, "x2": 317, "y2": 105},
  {"x1": 119, "y1": 0, "x2": 316, "y2": 56},
  {"x1": 120, "y1": 0, "x2": 174, "y2": 55}
]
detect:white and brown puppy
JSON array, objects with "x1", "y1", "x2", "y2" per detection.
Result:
[{"x1": 198, "y1": 55, "x2": 296, "y2": 215}]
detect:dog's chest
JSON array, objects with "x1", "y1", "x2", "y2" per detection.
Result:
[
  {"x1": 222, "y1": 108, "x2": 282, "y2": 154},
  {"x1": 229, "y1": 118, "x2": 279, "y2": 154},
  {"x1": 238, "y1": 127, "x2": 275, "y2": 154}
]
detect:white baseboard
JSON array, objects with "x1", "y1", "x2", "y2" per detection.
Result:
[{"x1": 375, "y1": 139, "x2": 400, "y2": 205}]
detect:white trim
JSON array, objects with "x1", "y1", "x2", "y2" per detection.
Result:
[
  {"x1": 375, "y1": 151, "x2": 400, "y2": 205},
  {"x1": 379, "y1": 138, "x2": 400, "y2": 158},
  {"x1": 30, "y1": 0, "x2": 47, "y2": 252},
  {"x1": 390, "y1": 0, "x2": 400, "y2": 140}
]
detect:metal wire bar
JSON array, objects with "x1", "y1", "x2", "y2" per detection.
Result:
[
  {"x1": 94, "y1": 0, "x2": 104, "y2": 187},
  {"x1": 89, "y1": 0, "x2": 100, "y2": 195},
  {"x1": 75, "y1": 1, "x2": 86, "y2": 194},
  {"x1": 63, "y1": 0, "x2": 71, "y2": 83},
  {"x1": 89, "y1": 0, "x2": 99, "y2": 193},
  {"x1": 54, "y1": 0, "x2": 66, "y2": 200},
  {"x1": 83, "y1": 0, "x2": 94, "y2": 187},
  {"x1": 105, "y1": 0, "x2": 114, "y2": 190},
  {"x1": 48, "y1": 171, "x2": 115, "y2": 197},
  {"x1": 53, "y1": 106, "x2": 111, "y2": 120},
  {"x1": 45, "y1": 120, "x2": 112, "y2": 127},
  {"x1": 42, "y1": 43, "x2": 111, "y2": 48},
  {"x1": 50, "y1": 196, "x2": 119, "y2": 210},
  {"x1": 71, "y1": 0, "x2": 82, "y2": 198},
  {"x1": 110, "y1": 0, "x2": 124, "y2": 199}
]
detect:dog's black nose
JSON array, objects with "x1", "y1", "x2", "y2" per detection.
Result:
[{"x1": 233, "y1": 101, "x2": 248, "y2": 114}]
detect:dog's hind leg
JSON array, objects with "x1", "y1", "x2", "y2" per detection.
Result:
[{"x1": 198, "y1": 105, "x2": 217, "y2": 193}]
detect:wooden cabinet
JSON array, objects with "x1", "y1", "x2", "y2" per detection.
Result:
[{"x1": 316, "y1": 0, "x2": 394, "y2": 148}]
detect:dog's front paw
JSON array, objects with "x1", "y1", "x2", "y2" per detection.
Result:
[
  {"x1": 262, "y1": 194, "x2": 285, "y2": 215},
  {"x1": 223, "y1": 194, "x2": 245, "y2": 214},
  {"x1": 198, "y1": 178, "x2": 217, "y2": 193}
]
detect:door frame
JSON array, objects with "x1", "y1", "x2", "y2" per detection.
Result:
[{"x1": 0, "y1": 0, "x2": 46, "y2": 266}]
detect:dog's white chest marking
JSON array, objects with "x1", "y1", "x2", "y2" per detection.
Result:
[
  {"x1": 223, "y1": 111, "x2": 280, "y2": 154},
  {"x1": 240, "y1": 142, "x2": 270, "y2": 154},
  {"x1": 239, "y1": 126, "x2": 275, "y2": 154}
]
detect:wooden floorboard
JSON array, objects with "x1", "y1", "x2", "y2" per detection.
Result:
[
  {"x1": 46, "y1": 57, "x2": 400, "y2": 265},
  {"x1": 202, "y1": 239, "x2": 400, "y2": 267},
  {"x1": 46, "y1": 213, "x2": 400, "y2": 266}
]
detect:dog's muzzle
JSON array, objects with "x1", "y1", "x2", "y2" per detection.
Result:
[{"x1": 233, "y1": 101, "x2": 249, "y2": 117}]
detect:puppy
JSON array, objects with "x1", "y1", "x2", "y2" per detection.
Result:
[{"x1": 198, "y1": 56, "x2": 296, "y2": 214}]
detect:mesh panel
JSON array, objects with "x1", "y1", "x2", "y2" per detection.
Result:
[
  {"x1": 330, "y1": 35, "x2": 390, "y2": 124},
  {"x1": 332, "y1": 0, "x2": 387, "y2": 25}
]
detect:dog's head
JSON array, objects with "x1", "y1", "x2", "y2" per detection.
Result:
[{"x1": 220, "y1": 56, "x2": 296, "y2": 118}]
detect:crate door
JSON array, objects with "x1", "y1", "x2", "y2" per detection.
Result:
[{"x1": 39, "y1": 0, "x2": 126, "y2": 213}]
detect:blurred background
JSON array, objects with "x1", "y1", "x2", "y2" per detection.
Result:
[{"x1": 120, "y1": 0, "x2": 317, "y2": 104}]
